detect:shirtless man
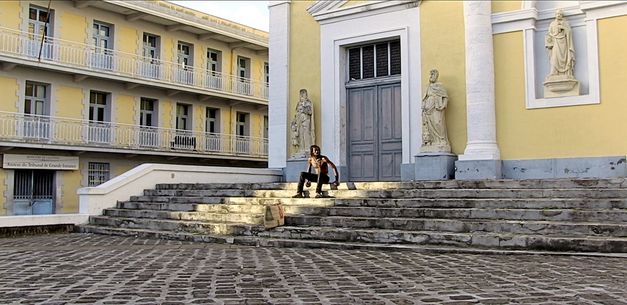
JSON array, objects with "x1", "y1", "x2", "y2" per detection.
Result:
[{"x1": 292, "y1": 145, "x2": 339, "y2": 198}]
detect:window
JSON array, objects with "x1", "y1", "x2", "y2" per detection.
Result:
[
  {"x1": 23, "y1": 81, "x2": 50, "y2": 139},
  {"x1": 263, "y1": 115, "x2": 268, "y2": 139},
  {"x1": 27, "y1": 5, "x2": 53, "y2": 59},
  {"x1": 140, "y1": 98, "x2": 156, "y2": 127},
  {"x1": 139, "y1": 98, "x2": 158, "y2": 147},
  {"x1": 89, "y1": 91, "x2": 109, "y2": 122},
  {"x1": 88, "y1": 162, "x2": 110, "y2": 186},
  {"x1": 237, "y1": 56, "x2": 250, "y2": 79},
  {"x1": 264, "y1": 62, "x2": 269, "y2": 84},
  {"x1": 176, "y1": 103, "x2": 190, "y2": 130},
  {"x1": 177, "y1": 42, "x2": 192, "y2": 68},
  {"x1": 88, "y1": 91, "x2": 110, "y2": 143},
  {"x1": 236, "y1": 56, "x2": 251, "y2": 95},
  {"x1": 236, "y1": 112, "x2": 249, "y2": 136},
  {"x1": 206, "y1": 107, "x2": 220, "y2": 133},
  {"x1": 28, "y1": 6, "x2": 50, "y2": 39},
  {"x1": 92, "y1": 21, "x2": 113, "y2": 70},
  {"x1": 206, "y1": 49, "x2": 222, "y2": 89},
  {"x1": 24, "y1": 81, "x2": 49, "y2": 116},
  {"x1": 348, "y1": 40, "x2": 401, "y2": 81},
  {"x1": 207, "y1": 49, "x2": 221, "y2": 73},
  {"x1": 235, "y1": 112, "x2": 250, "y2": 153},
  {"x1": 93, "y1": 21, "x2": 112, "y2": 51},
  {"x1": 142, "y1": 33, "x2": 159, "y2": 63},
  {"x1": 205, "y1": 107, "x2": 221, "y2": 151},
  {"x1": 176, "y1": 42, "x2": 193, "y2": 84},
  {"x1": 174, "y1": 103, "x2": 195, "y2": 149}
]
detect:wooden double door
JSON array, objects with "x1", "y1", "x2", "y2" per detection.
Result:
[{"x1": 347, "y1": 83, "x2": 402, "y2": 181}]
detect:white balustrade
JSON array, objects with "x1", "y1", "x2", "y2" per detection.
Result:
[
  {"x1": 0, "y1": 112, "x2": 268, "y2": 158},
  {"x1": 0, "y1": 27, "x2": 269, "y2": 100}
]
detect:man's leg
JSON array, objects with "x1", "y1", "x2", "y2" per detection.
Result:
[
  {"x1": 315, "y1": 174, "x2": 330, "y2": 194},
  {"x1": 294, "y1": 172, "x2": 318, "y2": 197}
]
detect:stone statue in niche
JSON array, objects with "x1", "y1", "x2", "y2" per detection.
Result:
[
  {"x1": 290, "y1": 89, "x2": 315, "y2": 158},
  {"x1": 421, "y1": 69, "x2": 451, "y2": 153},
  {"x1": 544, "y1": 9, "x2": 580, "y2": 98}
]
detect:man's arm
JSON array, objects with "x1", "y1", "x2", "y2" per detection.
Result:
[
  {"x1": 306, "y1": 158, "x2": 312, "y2": 173},
  {"x1": 324, "y1": 157, "x2": 340, "y2": 185}
]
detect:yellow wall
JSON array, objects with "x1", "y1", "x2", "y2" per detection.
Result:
[
  {"x1": 54, "y1": 86, "x2": 83, "y2": 118},
  {"x1": 57, "y1": 11, "x2": 87, "y2": 44},
  {"x1": 160, "y1": 99, "x2": 174, "y2": 129},
  {"x1": 118, "y1": 25, "x2": 138, "y2": 54},
  {"x1": 0, "y1": 77, "x2": 19, "y2": 112},
  {"x1": 289, "y1": 0, "x2": 321, "y2": 156},
  {"x1": 420, "y1": 1, "x2": 467, "y2": 154},
  {"x1": 58, "y1": 170, "x2": 81, "y2": 213},
  {"x1": 0, "y1": 1, "x2": 21, "y2": 29},
  {"x1": 495, "y1": 15, "x2": 627, "y2": 159},
  {"x1": 492, "y1": 1, "x2": 522, "y2": 14},
  {"x1": 115, "y1": 95, "x2": 135, "y2": 125}
]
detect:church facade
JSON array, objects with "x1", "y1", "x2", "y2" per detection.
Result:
[{"x1": 268, "y1": 0, "x2": 627, "y2": 181}]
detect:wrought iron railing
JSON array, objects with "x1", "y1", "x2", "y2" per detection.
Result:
[
  {"x1": 0, "y1": 111, "x2": 268, "y2": 158},
  {"x1": 0, "y1": 27, "x2": 269, "y2": 100}
]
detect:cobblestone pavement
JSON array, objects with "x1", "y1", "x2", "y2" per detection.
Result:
[{"x1": 0, "y1": 234, "x2": 626, "y2": 305}]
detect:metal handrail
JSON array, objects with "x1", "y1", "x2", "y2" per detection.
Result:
[
  {"x1": 0, "y1": 111, "x2": 268, "y2": 158},
  {"x1": 0, "y1": 27, "x2": 269, "y2": 100}
]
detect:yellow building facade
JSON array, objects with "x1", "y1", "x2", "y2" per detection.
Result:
[
  {"x1": 268, "y1": 0, "x2": 627, "y2": 181},
  {"x1": 0, "y1": 0, "x2": 269, "y2": 216}
]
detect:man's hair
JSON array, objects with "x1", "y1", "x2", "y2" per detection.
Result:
[{"x1": 310, "y1": 145, "x2": 321, "y2": 157}]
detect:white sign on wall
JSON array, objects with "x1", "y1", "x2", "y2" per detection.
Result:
[{"x1": 2, "y1": 154, "x2": 79, "y2": 170}]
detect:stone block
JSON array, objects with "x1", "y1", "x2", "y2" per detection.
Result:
[
  {"x1": 455, "y1": 160, "x2": 502, "y2": 180},
  {"x1": 502, "y1": 156, "x2": 627, "y2": 179},
  {"x1": 414, "y1": 153, "x2": 457, "y2": 180},
  {"x1": 284, "y1": 158, "x2": 309, "y2": 182}
]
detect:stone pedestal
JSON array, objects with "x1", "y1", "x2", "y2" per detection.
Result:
[
  {"x1": 414, "y1": 153, "x2": 457, "y2": 180},
  {"x1": 285, "y1": 158, "x2": 309, "y2": 182},
  {"x1": 544, "y1": 76, "x2": 580, "y2": 98}
]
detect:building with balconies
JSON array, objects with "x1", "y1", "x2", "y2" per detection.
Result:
[{"x1": 0, "y1": 0, "x2": 269, "y2": 216}]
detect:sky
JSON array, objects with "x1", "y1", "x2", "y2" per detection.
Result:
[{"x1": 169, "y1": 1, "x2": 269, "y2": 32}]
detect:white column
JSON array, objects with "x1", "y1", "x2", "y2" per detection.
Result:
[
  {"x1": 268, "y1": 1, "x2": 290, "y2": 168},
  {"x1": 459, "y1": 1, "x2": 500, "y2": 161}
]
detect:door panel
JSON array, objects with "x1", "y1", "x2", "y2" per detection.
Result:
[
  {"x1": 348, "y1": 87, "x2": 377, "y2": 181},
  {"x1": 378, "y1": 84, "x2": 402, "y2": 181},
  {"x1": 347, "y1": 83, "x2": 402, "y2": 181},
  {"x1": 13, "y1": 170, "x2": 55, "y2": 215}
]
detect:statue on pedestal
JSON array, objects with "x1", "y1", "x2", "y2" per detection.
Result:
[
  {"x1": 290, "y1": 89, "x2": 315, "y2": 158},
  {"x1": 421, "y1": 69, "x2": 451, "y2": 153},
  {"x1": 544, "y1": 9, "x2": 580, "y2": 97}
]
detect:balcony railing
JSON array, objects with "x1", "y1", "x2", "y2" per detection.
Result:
[
  {"x1": 0, "y1": 27, "x2": 269, "y2": 100},
  {"x1": 0, "y1": 112, "x2": 268, "y2": 158}
]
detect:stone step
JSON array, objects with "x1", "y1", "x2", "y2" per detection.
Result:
[
  {"x1": 78, "y1": 225, "x2": 238, "y2": 244},
  {"x1": 255, "y1": 226, "x2": 627, "y2": 253},
  {"x1": 225, "y1": 197, "x2": 627, "y2": 210},
  {"x1": 89, "y1": 216, "x2": 262, "y2": 236},
  {"x1": 282, "y1": 206, "x2": 627, "y2": 222},
  {"x1": 103, "y1": 209, "x2": 264, "y2": 224},
  {"x1": 138, "y1": 188, "x2": 627, "y2": 199},
  {"x1": 116, "y1": 201, "x2": 267, "y2": 213},
  {"x1": 284, "y1": 215, "x2": 627, "y2": 237},
  {"x1": 155, "y1": 178, "x2": 627, "y2": 190},
  {"x1": 77, "y1": 225, "x2": 627, "y2": 253}
]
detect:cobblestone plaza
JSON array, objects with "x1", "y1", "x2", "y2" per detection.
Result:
[{"x1": 0, "y1": 234, "x2": 626, "y2": 305}]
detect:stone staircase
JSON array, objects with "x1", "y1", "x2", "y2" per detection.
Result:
[{"x1": 78, "y1": 179, "x2": 627, "y2": 253}]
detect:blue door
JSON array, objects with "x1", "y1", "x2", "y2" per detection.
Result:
[{"x1": 13, "y1": 170, "x2": 55, "y2": 215}]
